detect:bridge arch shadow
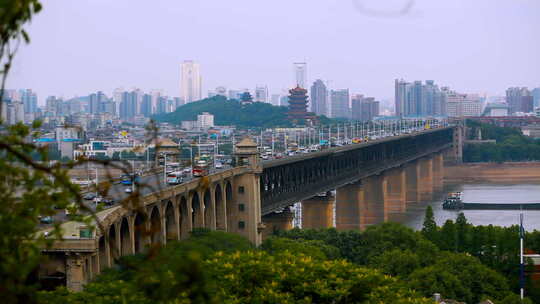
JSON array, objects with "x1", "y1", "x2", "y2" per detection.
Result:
[
  {"x1": 164, "y1": 200, "x2": 177, "y2": 241},
  {"x1": 204, "y1": 189, "x2": 213, "y2": 229},
  {"x1": 214, "y1": 184, "x2": 225, "y2": 230},
  {"x1": 120, "y1": 217, "x2": 131, "y2": 256},
  {"x1": 225, "y1": 181, "x2": 234, "y2": 233},
  {"x1": 134, "y1": 212, "x2": 146, "y2": 253},
  {"x1": 150, "y1": 206, "x2": 162, "y2": 245},
  {"x1": 179, "y1": 196, "x2": 189, "y2": 238}
]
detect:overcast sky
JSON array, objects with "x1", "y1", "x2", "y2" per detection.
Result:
[{"x1": 7, "y1": 0, "x2": 540, "y2": 103}]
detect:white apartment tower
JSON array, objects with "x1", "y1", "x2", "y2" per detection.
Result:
[
  {"x1": 293, "y1": 62, "x2": 307, "y2": 89},
  {"x1": 181, "y1": 60, "x2": 202, "y2": 103}
]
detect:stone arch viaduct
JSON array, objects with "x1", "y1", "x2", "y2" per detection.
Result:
[{"x1": 39, "y1": 126, "x2": 462, "y2": 291}]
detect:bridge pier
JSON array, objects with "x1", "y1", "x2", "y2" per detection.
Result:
[
  {"x1": 405, "y1": 161, "x2": 420, "y2": 204},
  {"x1": 335, "y1": 182, "x2": 364, "y2": 230},
  {"x1": 301, "y1": 192, "x2": 335, "y2": 229},
  {"x1": 384, "y1": 167, "x2": 406, "y2": 214},
  {"x1": 418, "y1": 157, "x2": 434, "y2": 202},
  {"x1": 66, "y1": 253, "x2": 86, "y2": 292},
  {"x1": 432, "y1": 153, "x2": 444, "y2": 192},
  {"x1": 261, "y1": 209, "x2": 294, "y2": 239},
  {"x1": 336, "y1": 175, "x2": 386, "y2": 231},
  {"x1": 363, "y1": 175, "x2": 386, "y2": 226}
]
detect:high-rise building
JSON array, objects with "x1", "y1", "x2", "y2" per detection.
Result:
[
  {"x1": 140, "y1": 93, "x2": 152, "y2": 117},
  {"x1": 310, "y1": 79, "x2": 327, "y2": 116},
  {"x1": 89, "y1": 91, "x2": 106, "y2": 114},
  {"x1": 181, "y1": 60, "x2": 202, "y2": 103},
  {"x1": 351, "y1": 95, "x2": 379, "y2": 121},
  {"x1": 20, "y1": 89, "x2": 37, "y2": 114},
  {"x1": 330, "y1": 89, "x2": 350, "y2": 119},
  {"x1": 351, "y1": 94, "x2": 364, "y2": 121},
  {"x1": 254, "y1": 86, "x2": 268, "y2": 103},
  {"x1": 506, "y1": 87, "x2": 533, "y2": 114},
  {"x1": 293, "y1": 62, "x2": 307, "y2": 89},
  {"x1": 119, "y1": 90, "x2": 140, "y2": 120},
  {"x1": 45, "y1": 96, "x2": 61, "y2": 116},
  {"x1": 156, "y1": 96, "x2": 167, "y2": 114},
  {"x1": 395, "y1": 79, "x2": 447, "y2": 117},
  {"x1": 532, "y1": 88, "x2": 540, "y2": 109}
]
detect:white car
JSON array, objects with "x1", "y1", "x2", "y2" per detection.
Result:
[
  {"x1": 215, "y1": 162, "x2": 223, "y2": 169},
  {"x1": 125, "y1": 187, "x2": 133, "y2": 193}
]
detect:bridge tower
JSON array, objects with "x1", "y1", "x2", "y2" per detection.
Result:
[
  {"x1": 232, "y1": 137, "x2": 264, "y2": 245},
  {"x1": 445, "y1": 122, "x2": 464, "y2": 164}
]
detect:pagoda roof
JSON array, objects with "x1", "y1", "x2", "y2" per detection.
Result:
[{"x1": 236, "y1": 136, "x2": 257, "y2": 148}]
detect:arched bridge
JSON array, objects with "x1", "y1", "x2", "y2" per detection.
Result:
[{"x1": 39, "y1": 126, "x2": 461, "y2": 291}]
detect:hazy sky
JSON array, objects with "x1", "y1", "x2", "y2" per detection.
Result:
[{"x1": 7, "y1": 0, "x2": 540, "y2": 103}]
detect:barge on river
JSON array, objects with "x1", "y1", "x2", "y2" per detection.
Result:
[{"x1": 442, "y1": 192, "x2": 540, "y2": 210}]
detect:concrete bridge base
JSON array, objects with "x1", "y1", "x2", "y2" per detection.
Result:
[
  {"x1": 301, "y1": 193, "x2": 335, "y2": 229},
  {"x1": 261, "y1": 209, "x2": 294, "y2": 240}
]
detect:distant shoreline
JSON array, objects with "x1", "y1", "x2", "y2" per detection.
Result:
[{"x1": 445, "y1": 162, "x2": 540, "y2": 183}]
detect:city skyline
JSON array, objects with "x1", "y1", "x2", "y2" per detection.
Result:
[{"x1": 7, "y1": 0, "x2": 539, "y2": 101}]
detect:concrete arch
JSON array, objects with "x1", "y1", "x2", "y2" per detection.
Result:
[
  {"x1": 108, "y1": 224, "x2": 118, "y2": 262},
  {"x1": 120, "y1": 217, "x2": 132, "y2": 256},
  {"x1": 214, "y1": 183, "x2": 226, "y2": 230},
  {"x1": 191, "y1": 191, "x2": 203, "y2": 228},
  {"x1": 164, "y1": 201, "x2": 177, "y2": 241},
  {"x1": 134, "y1": 212, "x2": 147, "y2": 253},
  {"x1": 179, "y1": 196, "x2": 191, "y2": 238},
  {"x1": 203, "y1": 188, "x2": 214, "y2": 229},
  {"x1": 225, "y1": 181, "x2": 236, "y2": 233},
  {"x1": 150, "y1": 206, "x2": 163, "y2": 244},
  {"x1": 98, "y1": 236, "x2": 107, "y2": 270}
]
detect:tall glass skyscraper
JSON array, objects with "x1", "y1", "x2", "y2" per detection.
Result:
[
  {"x1": 181, "y1": 60, "x2": 202, "y2": 103},
  {"x1": 293, "y1": 62, "x2": 307, "y2": 89},
  {"x1": 310, "y1": 79, "x2": 327, "y2": 116}
]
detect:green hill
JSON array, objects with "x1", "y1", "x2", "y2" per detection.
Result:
[{"x1": 153, "y1": 96, "x2": 333, "y2": 128}]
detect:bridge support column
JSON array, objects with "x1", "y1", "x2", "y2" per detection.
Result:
[
  {"x1": 232, "y1": 137, "x2": 264, "y2": 245},
  {"x1": 405, "y1": 161, "x2": 420, "y2": 204},
  {"x1": 432, "y1": 153, "x2": 444, "y2": 192},
  {"x1": 66, "y1": 253, "x2": 85, "y2": 292},
  {"x1": 384, "y1": 168, "x2": 406, "y2": 214},
  {"x1": 418, "y1": 157, "x2": 434, "y2": 202},
  {"x1": 336, "y1": 182, "x2": 364, "y2": 231},
  {"x1": 301, "y1": 193, "x2": 335, "y2": 229},
  {"x1": 363, "y1": 175, "x2": 387, "y2": 226},
  {"x1": 261, "y1": 209, "x2": 294, "y2": 240}
]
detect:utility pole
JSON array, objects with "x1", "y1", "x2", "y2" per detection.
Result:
[
  {"x1": 271, "y1": 131, "x2": 275, "y2": 156},
  {"x1": 520, "y1": 213, "x2": 525, "y2": 301}
]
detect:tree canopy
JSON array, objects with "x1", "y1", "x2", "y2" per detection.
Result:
[{"x1": 153, "y1": 96, "x2": 336, "y2": 128}]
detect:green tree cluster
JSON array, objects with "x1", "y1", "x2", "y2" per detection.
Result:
[
  {"x1": 464, "y1": 120, "x2": 540, "y2": 162},
  {"x1": 153, "y1": 95, "x2": 337, "y2": 128},
  {"x1": 420, "y1": 210, "x2": 540, "y2": 303},
  {"x1": 38, "y1": 229, "x2": 433, "y2": 304},
  {"x1": 276, "y1": 221, "x2": 530, "y2": 303}
]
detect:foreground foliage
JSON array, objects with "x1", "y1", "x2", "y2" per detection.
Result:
[{"x1": 39, "y1": 230, "x2": 434, "y2": 304}]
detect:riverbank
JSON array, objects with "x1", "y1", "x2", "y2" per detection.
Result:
[{"x1": 445, "y1": 162, "x2": 540, "y2": 183}]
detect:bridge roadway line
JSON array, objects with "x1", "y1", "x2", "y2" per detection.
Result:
[
  {"x1": 262, "y1": 126, "x2": 453, "y2": 169},
  {"x1": 260, "y1": 142, "x2": 452, "y2": 215}
]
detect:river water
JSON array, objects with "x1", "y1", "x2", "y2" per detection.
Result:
[{"x1": 392, "y1": 183, "x2": 540, "y2": 232}]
